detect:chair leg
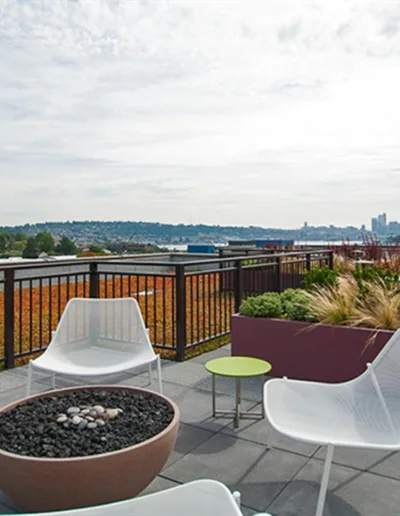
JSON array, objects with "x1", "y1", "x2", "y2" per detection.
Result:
[
  {"x1": 315, "y1": 444, "x2": 334, "y2": 516},
  {"x1": 27, "y1": 361, "x2": 33, "y2": 396},
  {"x1": 232, "y1": 491, "x2": 241, "y2": 508},
  {"x1": 156, "y1": 355, "x2": 163, "y2": 394}
]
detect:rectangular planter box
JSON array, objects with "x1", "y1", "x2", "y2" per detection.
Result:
[{"x1": 231, "y1": 314, "x2": 394, "y2": 383}]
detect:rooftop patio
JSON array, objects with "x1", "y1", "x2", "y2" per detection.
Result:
[{"x1": 1, "y1": 343, "x2": 400, "y2": 516}]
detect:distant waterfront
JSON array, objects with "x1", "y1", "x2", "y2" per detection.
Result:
[{"x1": 164, "y1": 241, "x2": 363, "y2": 251}]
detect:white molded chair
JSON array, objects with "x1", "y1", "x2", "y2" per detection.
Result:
[
  {"x1": 20, "y1": 480, "x2": 271, "y2": 516},
  {"x1": 27, "y1": 297, "x2": 162, "y2": 395},
  {"x1": 264, "y1": 329, "x2": 400, "y2": 516}
]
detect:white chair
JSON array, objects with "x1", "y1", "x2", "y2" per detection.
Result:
[
  {"x1": 264, "y1": 329, "x2": 400, "y2": 516},
  {"x1": 27, "y1": 297, "x2": 162, "y2": 395},
  {"x1": 19, "y1": 480, "x2": 271, "y2": 516}
]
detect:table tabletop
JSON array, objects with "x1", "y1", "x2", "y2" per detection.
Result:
[{"x1": 205, "y1": 356, "x2": 272, "y2": 378}]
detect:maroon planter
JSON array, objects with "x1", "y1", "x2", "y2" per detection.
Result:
[{"x1": 231, "y1": 314, "x2": 394, "y2": 383}]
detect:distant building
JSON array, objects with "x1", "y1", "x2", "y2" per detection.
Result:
[
  {"x1": 387, "y1": 221, "x2": 400, "y2": 236},
  {"x1": 227, "y1": 239, "x2": 294, "y2": 248},
  {"x1": 372, "y1": 213, "x2": 387, "y2": 235},
  {"x1": 378, "y1": 213, "x2": 387, "y2": 226}
]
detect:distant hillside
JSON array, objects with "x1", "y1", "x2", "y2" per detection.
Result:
[{"x1": 0, "y1": 220, "x2": 367, "y2": 245}]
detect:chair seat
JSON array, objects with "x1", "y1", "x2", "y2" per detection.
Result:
[
  {"x1": 265, "y1": 378, "x2": 400, "y2": 449},
  {"x1": 33, "y1": 344, "x2": 156, "y2": 376}
]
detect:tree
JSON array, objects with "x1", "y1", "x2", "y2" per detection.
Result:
[
  {"x1": 22, "y1": 237, "x2": 39, "y2": 258},
  {"x1": 56, "y1": 236, "x2": 78, "y2": 255},
  {"x1": 13, "y1": 232, "x2": 27, "y2": 241},
  {"x1": 35, "y1": 231, "x2": 54, "y2": 254},
  {"x1": 0, "y1": 232, "x2": 10, "y2": 253},
  {"x1": 89, "y1": 245, "x2": 105, "y2": 255}
]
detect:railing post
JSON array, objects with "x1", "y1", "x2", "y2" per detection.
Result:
[
  {"x1": 306, "y1": 253, "x2": 311, "y2": 271},
  {"x1": 4, "y1": 268, "x2": 15, "y2": 369},
  {"x1": 234, "y1": 260, "x2": 243, "y2": 313},
  {"x1": 276, "y1": 256, "x2": 282, "y2": 292},
  {"x1": 89, "y1": 262, "x2": 99, "y2": 298},
  {"x1": 175, "y1": 264, "x2": 186, "y2": 362},
  {"x1": 328, "y1": 251, "x2": 334, "y2": 270}
]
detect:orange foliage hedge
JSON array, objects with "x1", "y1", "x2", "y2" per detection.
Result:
[{"x1": 0, "y1": 275, "x2": 234, "y2": 365}]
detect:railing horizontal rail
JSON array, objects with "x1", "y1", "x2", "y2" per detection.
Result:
[
  {"x1": 185, "y1": 266, "x2": 237, "y2": 277},
  {"x1": 0, "y1": 253, "x2": 171, "y2": 271},
  {"x1": 173, "y1": 249, "x2": 332, "y2": 267},
  {"x1": 241, "y1": 262, "x2": 277, "y2": 270}
]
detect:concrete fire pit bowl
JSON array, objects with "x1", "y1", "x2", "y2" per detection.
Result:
[{"x1": 0, "y1": 385, "x2": 180, "y2": 512}]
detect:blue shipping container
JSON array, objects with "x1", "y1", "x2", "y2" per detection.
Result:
[{"x1": 187, "y1": 245, "x2": 216, "y2": 254}]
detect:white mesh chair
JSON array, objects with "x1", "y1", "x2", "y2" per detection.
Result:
[
  {"x1": 27, "y1": 298, "x2": 162, "y2": 395},
  {"x1": 264, "y1": 329, "x2": 400, "y2": 516},
  {"x1": 20, "y1": 480, "x2": 271, "y2": 516}
]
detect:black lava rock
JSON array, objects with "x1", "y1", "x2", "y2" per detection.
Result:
[{"x1": 0, "y1": 390, "x2": 174, "y2": 459}]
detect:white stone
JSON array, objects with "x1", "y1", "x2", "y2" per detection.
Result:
[
  {"x1": 106, "y1": 409, "x2": 119, "y2": 420},
  {"x1": 93, "y1": 405, "x2": 105, "y2": 414},
  {"x1": 67, "y1": 407, "x2": 80, "y2": 415},
  {"x1": 72, "y1": 415, "x2": 82, "y2": 425}
]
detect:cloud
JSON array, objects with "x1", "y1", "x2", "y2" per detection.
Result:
[{"x1": 0, "y1": 0, "x2": 399, "y2": 228}]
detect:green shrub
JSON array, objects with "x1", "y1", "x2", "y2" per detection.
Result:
[
  {"x1": 303, "y1": 266, "x2": 340, "y2": 290},
  {"x1": 239, "y1": 292, "x2": 283, "y2": 318},
  {"x1": 281, "y1": 288, "x2": 314, "y2": 322},
  {"x1": 353, "y1": 265, "x2": 400, "y2": 295},
  {"x1": 239, "y1": 289, "x2": 315, "y2": 321}
]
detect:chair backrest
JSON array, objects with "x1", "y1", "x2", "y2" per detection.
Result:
[
  {"x1": 20, "y1": 480, "x2": 243, "y2": 516},
  {"x1": 352, "y1": 329, "x2": 400, "y2": 439},
  {"x1": 49, "y1": 298, "x2": 155, "y2": 358}
]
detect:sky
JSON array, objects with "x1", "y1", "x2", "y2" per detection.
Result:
[{"x1": 0, "y1": 0, "x2": 400, "y2": 229}]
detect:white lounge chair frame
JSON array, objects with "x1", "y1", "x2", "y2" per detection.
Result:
[
  {"x1": 27, "y1": 297, "x2": 162, "y2": 395},
  {"x1": 264, "y1": 329, "x2": 400, "y2": 516},
  {"x1": 19, "y1": 480, "x2": 271, "y2": 516}
]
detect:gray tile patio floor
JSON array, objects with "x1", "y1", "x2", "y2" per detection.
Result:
[{"x1": 1, "y1": 344, "x2": 400, "y2": 515}]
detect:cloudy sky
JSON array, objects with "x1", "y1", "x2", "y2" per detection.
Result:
[{"x1": 1, "y1": 0, "x2": 400, "y2": 229}]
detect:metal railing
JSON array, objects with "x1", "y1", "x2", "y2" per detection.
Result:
[{"x1": 0, "y1": 249, "x2": 333, "y2": 366}]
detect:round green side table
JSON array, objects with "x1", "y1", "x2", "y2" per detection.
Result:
[{"x1": 205, "y1": 356, "x2": 272, "y2": 428}]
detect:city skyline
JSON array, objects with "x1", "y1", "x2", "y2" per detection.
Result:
[
  {"x1": 2, "y1": 211, "x2": 400, "y2": 234},
  {"x1": 0, "y1": 1, "x2": 400, "y2": 228}
]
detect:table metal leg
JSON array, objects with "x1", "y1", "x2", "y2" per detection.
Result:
[
  {"x1": 212, "y1": 374, "x2": 216, "y2": 417},
  {"x1": 235, "y1": 377, "x2": 241, "y2": 428}
]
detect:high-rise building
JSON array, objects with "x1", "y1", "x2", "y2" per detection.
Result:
[
  {"x1": 372, "y1": 213, "x2": 388, "y2": 235},
  {"x1": 377, "y1": 213, "x2": 387, "y2": 227}
]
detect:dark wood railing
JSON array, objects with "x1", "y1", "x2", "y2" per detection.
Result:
[{"x1": 0, "y1": 250, "x2": 333, "y2": 367}]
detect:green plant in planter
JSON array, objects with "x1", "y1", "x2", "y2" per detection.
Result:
[
  {"x1": 303, "y1": 266, "x2": 340, "y2": 291},
  {"x1": 239, "y1": 292, "x2": 282, "y2": 318},
  {"x1": 353, "y1": 265, "x2": 400, "y2": 296},
  {"x1": 281, "y1": 289, "x2": 315, "y2": 322}
]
